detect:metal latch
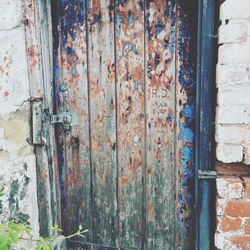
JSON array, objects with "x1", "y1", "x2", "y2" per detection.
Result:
[
  {"x1": 198, "y1": 170, "x2": 217, "y2": 179},
  {"x1": 30, "y1": 99, "x2": 78, "y2": 145},
  {"x1": 50, "y1": 112, "x2": 78, "y2": 130}
]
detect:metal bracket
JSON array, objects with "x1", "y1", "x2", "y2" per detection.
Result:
[
  {"x1": 50, "y1": 112, "x2": 78, "y2": 130},
  {"x1": 198, "y1": 170, "x2": 217, "y2": 179},
  {"x1": 32, "y1": 100, "x2": 43, "y2": 145},
  {"x1": 30, "y1": 99, "x2": 78, "y2": 145}
]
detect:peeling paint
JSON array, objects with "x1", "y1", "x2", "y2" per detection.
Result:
[
  {"x1": 175, "y1": 0, "x2": 197, "y2": 248},
  {"x1": 52, "y1": 0, "x2": 197, "y2": 248}
]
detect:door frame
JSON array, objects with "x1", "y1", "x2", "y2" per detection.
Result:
[
  {"x1": 24, "y1": 0, "x2": 61, "y2": 236},
  {"x1": 24, "y1": 0, "x2": 217, "y2": 247},
  {"x1": 195, "y1": 0, "x2": 218, "y2": 249}
]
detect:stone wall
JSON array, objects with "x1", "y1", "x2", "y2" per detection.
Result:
[
  {"x1": 0, "y1": 0, "x2": 39, "y2": 242},
  {"x1": 215, "y1": 0, "x2": 250, "y2": 249}
]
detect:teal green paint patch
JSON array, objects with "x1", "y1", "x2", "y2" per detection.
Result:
[
  {"x1": 20, "y1": 175, "x2": 31, "y2": 200},
  {"x1": 8, "y1": 179, "x2": 30, "y2": 224}
]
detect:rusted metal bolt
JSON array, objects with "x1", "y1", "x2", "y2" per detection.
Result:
[{"x1": 59, "y1": 83, "x2": 68, "y2": 92}]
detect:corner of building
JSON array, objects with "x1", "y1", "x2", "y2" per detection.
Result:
[{"x1": 215, "y1": 0, "x2": 250, "y2": 249}]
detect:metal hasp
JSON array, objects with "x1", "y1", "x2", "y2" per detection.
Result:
[
  {"x1": 198, "y1": 170, "x2": 217, "y2": 179},
  {"x1": 32, "y1": 100, "x2": 43, "y2": 145},
  {"x1": 31, "y1": 99, "x2": 78, "y2": 145},
  {"x1": 50, "y1": 112, "x2": 78, "y2": 131}
]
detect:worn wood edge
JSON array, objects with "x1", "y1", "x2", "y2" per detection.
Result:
[{"x1": 24, "y1": 0, "x2": 60, "y2": 236}]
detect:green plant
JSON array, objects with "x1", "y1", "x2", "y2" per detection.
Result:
[{"x1": 0, "y1": 220, "x2": 87, "y2": 250}]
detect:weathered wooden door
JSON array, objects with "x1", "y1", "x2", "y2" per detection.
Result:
[{"x1": 52, "y1": 0, "x2": 197, "y2": 249}]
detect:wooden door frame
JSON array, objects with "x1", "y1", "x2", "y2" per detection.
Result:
[
  {"x1": 24, "y1": 0, "x2": 61, "y2": 236},
  {"x1": 24, "y1": 0, "x2": 218, "y2": 247},
  {"x1": 195, "y1": 0, "x2": 218, "y2": 249}
]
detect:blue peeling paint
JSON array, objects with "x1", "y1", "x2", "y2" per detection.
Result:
[
  {"x1": 128, "y1": 11, "x2": 133, "y2": 25},
  {"x1": 155, "y1": 20, "x2": 164, "y2": 35},
  {"x1": 178, "y1": 123, "x2": 194, "y2": 142},
  {"x1": 71, "y1": 67, "x2": 77, "y2": 76},
  {"x1": 176, "y1": 1, "x2": 197, "y2": 247},
  {"x1": 60, "y1": 0, "x2": 85, "y2": 47},
  {"x1": 155, "y1": 53, "x2": 161, "y2": 66},
  {"x1": 54, "y1": 65, "x2": 61, "y2": 82},
  {"x1": 118, "y1": 0, "x2": 126, "y2": 6},
  {"x1": 135, "y1": 80, "x2": 140, "y2": 90},
  {"x1": 164, "y1": 38, "x2": 169, "y2": 49},
  {"x1": 116, "y1": 15, "x2": 123, "y2": 26},
  {"x1": 167, "y1": 114, "x2": 174, "y2": 122},
  {"x1": 115, "y1": 14, "x2": 123, "y2": 36},
  {"x1": 124, "y1": 43, "x2": 138, "y2": 54}
]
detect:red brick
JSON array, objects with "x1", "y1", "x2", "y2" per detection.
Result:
[
  {"x1": 244, "y1": 218, "x2": 250, "y2": 234},
  {"x1": 219, "y1": 216, "x2": 242, "y2": 232},
  {"x1": 243, "y1": 177, "x2": 250, "y2": 199},
  {"x1": 224, "y1": 200, "x2": 250, "y2": 217},
  {"x1": 229, "y1": 236, "x2": 250, "y2": 250}
]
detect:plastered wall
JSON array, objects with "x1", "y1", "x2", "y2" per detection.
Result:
[{"x1": 0, "y1": 0, "x2": 39, "y2": 242}]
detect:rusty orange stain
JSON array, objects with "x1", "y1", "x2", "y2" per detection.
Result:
[
  {"x1": 131, "y1": 158, "x2": 142, "y2": 175},
  {"x1": 27, "y1": 44, "x2": 38, "y2": 67},
  {"x1": 147, "y1": 203, "x2": 155, "y2": 221},
  {"x1": 120, "y1": 176, "x2": 128, "y2": 185}
]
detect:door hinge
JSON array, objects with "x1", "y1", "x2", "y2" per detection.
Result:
[
  {"x1": 198, "y1": 170, "x2": 217, "y2": 179},
  {"x1": 32, "y1": 99, "x2": 43, "y2": 145},
  {"x1": 30, "y1": 99, "x2": 78, "y2": 145}
]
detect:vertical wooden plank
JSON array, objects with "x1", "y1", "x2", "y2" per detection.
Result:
[
  {"x1": 145, "y1": 0, "x2": 176, "y2": 248},
  {"x1": 175, "y1": 0, "x2": 197, "y2": 248},
  {"x1": 87, "y1": 0, "x2": 117, "y2": 246},
  {"x1": 52, "y1": 0, "x2": 91, "y2": 237},
  {"x1": 115, "y1": 0, "x2": 145, "y2": 248},
  {"x1": 24, "y1": 0, "x2": 60, "y2": 236},
  {"x1": 38, "y1": 0, "x2": 62, "y2": 229}
]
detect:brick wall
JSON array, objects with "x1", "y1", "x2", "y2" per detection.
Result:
[
  {"x1": 215, "y1": 0, "x2": 250, "y2": 249},
  {"x1": 215, "y1": 176, "x2": 250, "y2": 249},
  {"x1": 216, "y1": 0, "x2": 250, "y2": 164}
]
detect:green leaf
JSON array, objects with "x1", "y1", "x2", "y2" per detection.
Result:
[
  {"x1": 0, "y1": 234, "x2": 9, "y2": 246},
  {"x1": 8, "y1": 221, "x2": 23, "y2": 233},
  {"x1": 35, "y1": 245, "x2": 43, "y2": 250},
  {"x1": 9, "y1": 231, "x2": 19, "y2": 244},
  {"x1": 43, "y1": 244, "x2": 52, "y2": 250},
  {"x1": 24, "y1": 226, "x2": 32, "y2": 236},
  {"x1": 0, "y1": 244, "x2": 8, "y2": 250},
  {"x1": 49, "y1": 224, "x2": 62, "y2": 233}
]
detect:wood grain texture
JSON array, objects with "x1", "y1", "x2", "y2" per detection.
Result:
[
  {"x1": 145, "y1": 0, "x2": 176, "y2": 248},
  {"x1": 87, "y1": 0, "x2": 117, "y2": 245},
  {"x1": 115, "y1": 0, "x2": 145, "y2": 248},
  {"x1": 53, "y1": 0, "x2": 92, "y2": 238},
  {"x1": 51, "y1": 0, "x2": 198, "y2": 248},
  {"x1": 24, "y1": 0, "x2": 60, "y2": 236}
]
